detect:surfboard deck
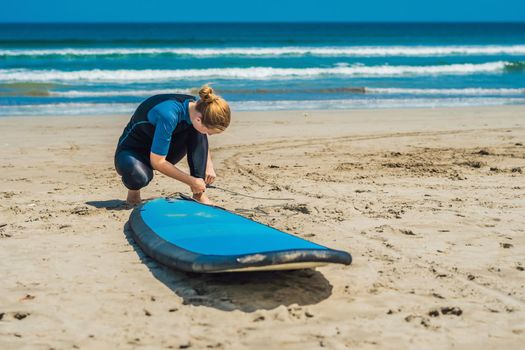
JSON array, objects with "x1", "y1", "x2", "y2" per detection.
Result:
[{"x1": 128, "y1": 196, "x2": 352, "y2": 273}]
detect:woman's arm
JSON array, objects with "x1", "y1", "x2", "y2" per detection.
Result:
[
  {"x1": 147, "y1": 101, "x2": 207, "y2": 193},
  {"x1": 150, "y1": 153, "x2": 206, "y2": 193},
  {"x1": 205, "y1": 150, "x2": 216, "y2": 184}
]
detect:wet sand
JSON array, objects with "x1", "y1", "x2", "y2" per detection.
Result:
[{"x1": 1, "y1": 106, "x2": 524, "y2": 349}]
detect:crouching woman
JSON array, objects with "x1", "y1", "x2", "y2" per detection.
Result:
[{"x1": 114, "y1": 85, "x2": 230, "y2": 205}]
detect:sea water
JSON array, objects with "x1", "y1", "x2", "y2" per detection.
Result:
[{"x1": 0, "y1": 22, "x2": 524, "y2": 116}]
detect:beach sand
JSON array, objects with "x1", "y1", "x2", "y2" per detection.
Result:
[{"x1": 1, "y1": 106, "x2": 524, "y2": 349}]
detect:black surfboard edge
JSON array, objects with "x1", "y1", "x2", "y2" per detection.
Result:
[{"x1": 128, "y1": 197, "x2": 352, "y2": 273}]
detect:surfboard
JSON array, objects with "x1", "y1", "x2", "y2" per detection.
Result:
[{"x1": 128, "y1": 196, "x2": 352, "y2": 273}]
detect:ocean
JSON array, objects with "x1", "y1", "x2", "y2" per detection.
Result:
[{"x1": 0, "y1": 22, "x2": 524, "y2": 116}]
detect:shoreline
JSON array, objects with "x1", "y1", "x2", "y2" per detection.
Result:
[
  {"x1": 0, "y1": 103, "x2": 524, "y2": 117},
  {"x1": 2, "y1": 100, "x2": 525, "y2": 118}
]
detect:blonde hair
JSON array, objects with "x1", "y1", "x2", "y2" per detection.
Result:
[{"x1": 195, "y1": 85, "x2": 231, "y2": 132}]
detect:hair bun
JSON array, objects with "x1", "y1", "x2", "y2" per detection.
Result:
[
  {"x1": 195, "y1": 84, "x2": 231, "y2": 132},
  {"x1": 199, "y1": 85, "x2": 218, "y2": 104}
]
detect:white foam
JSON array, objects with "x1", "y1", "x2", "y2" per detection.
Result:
[
  {"x1": 366, "y1": 87, "x2": 525, "y2": 95},
  {"x1": 0, "y1": 102, "x2": 136, "y2": 116},
  {"x1": 0, "y1": 62, "x2": 509, "y2": 82},
  {"x1": 1, "y1": 98, "x2": 524, "y2": 116},
  {"x1": 49, "y1": 87, "x2": 525, "y2": 98},
  {"x1": 232, "y1": 98, "x2": 525, "y2": 111},
  {"x1": 52, "y1": 88, "x2": 190, "y2": 97},
  {"x1": 2, "y1": 45, "x2": 525, "y2": 57}
]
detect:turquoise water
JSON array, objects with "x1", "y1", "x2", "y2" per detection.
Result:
[{"x1": 0, "y1": 23, "x2": 524, "y2": 115}]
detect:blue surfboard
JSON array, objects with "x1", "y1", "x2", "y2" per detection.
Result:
[{"x1": 128, "y1": 196, "x2": 352, "y2": 273}]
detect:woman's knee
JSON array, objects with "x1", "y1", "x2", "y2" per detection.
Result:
[
  {"x1": 115, "y1": 152, "x2": 153, "y2": 190},
  {"x1": 122, "y1": 172, "x2": 151, "y2": 190}
]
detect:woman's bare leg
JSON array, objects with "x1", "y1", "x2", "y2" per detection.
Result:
[
  {"x1": 193, "y1": 192, "x2": 213, "y2": 205},
  {"x1": 126, "y1": 189, "x2": 142, "y2": 205}
]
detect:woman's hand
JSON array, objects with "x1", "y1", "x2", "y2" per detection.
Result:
[
  {"x1": 190, "y1": 177, "x2": 206, "y2": 194},
  {"x1": 205, "y1": 163, "x2": 216, "y2": 185}
]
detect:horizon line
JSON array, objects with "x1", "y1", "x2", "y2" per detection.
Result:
[{"x1": 1, "y1": 20, "x2": 525, "y2": 24}]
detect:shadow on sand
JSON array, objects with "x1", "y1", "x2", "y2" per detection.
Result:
[
  {"x1": 86, "y1": 196, "x2": 159, "y2": 211},
  {"x1": 86, "y1": 199, "x2": 133, "y2": 211},
  {"x1": 123, "y1": 222, "x2": 333, "y2": 312}
]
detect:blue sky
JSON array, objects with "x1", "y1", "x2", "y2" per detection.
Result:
[{"x1": 2, "y1": 0, "x2": 524, "y2": 22}]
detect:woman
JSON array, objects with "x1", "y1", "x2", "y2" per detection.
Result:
[{"x1": 114, "y1": 85, "x2": 230, "y2": 205}]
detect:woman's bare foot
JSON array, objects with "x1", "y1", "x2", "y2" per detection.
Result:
[
  {"x1": 193, "y1": 192, "x2": 213, "y2": 205},
  {"x1": 126, "y1": 190, "x2": 142, "y2": 205}
]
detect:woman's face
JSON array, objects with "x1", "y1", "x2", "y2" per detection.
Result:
[{"x1": 192, "y1": 114, "x2": 221, "y2": 136}]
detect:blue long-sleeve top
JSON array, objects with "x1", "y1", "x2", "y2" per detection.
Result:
[{"x1": 147, "y1": 99, "x2": 193, "y2": 156}]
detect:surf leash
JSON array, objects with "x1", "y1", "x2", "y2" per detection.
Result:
[{"x1": 206, "y1": 184, "x2": 295, "y2": 201}]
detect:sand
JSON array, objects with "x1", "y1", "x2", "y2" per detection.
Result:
[{"x1": 0, "y1": 106, "x2": 524, "y2": 349}]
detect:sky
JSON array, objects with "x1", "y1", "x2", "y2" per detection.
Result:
[{"x1": 2, "y1": 0, "x2": 525, "y2": 23}]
